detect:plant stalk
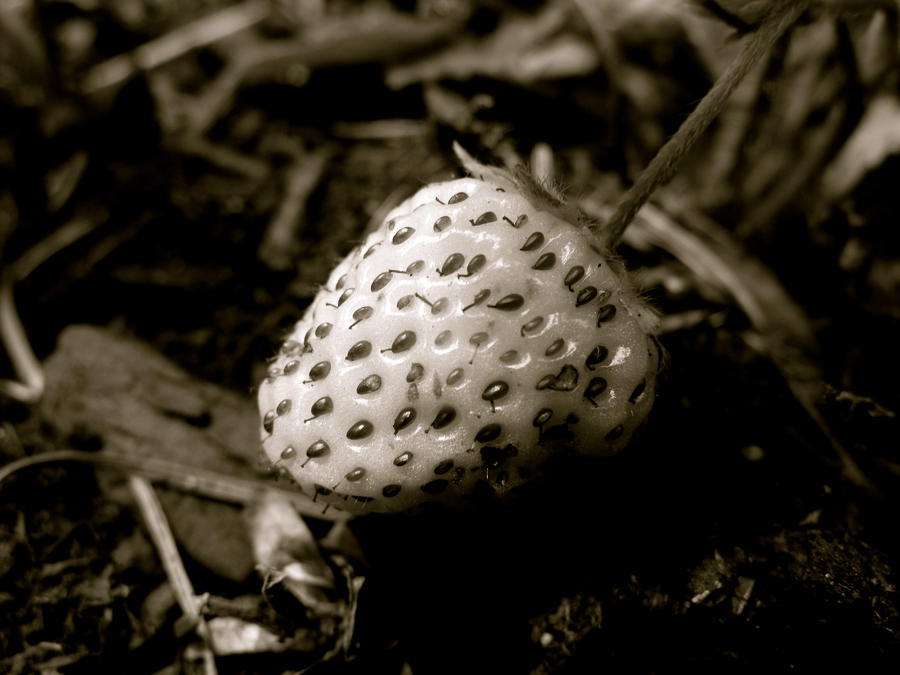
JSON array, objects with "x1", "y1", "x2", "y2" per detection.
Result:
[{"x1": 604, "y1": 1, "x2": 811, "y2": 245}]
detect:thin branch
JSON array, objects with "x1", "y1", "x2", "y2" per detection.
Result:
[{"x1": 603, "y1": 1, "x2": 811, "y2": 246}]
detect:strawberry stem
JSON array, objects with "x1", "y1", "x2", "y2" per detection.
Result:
[{"x1": 603, "y1": 1, "x2": 811, "y2": 246}]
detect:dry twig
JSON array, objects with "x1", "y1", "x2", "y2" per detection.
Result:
[
  {"x1": 258, "y1": 146, "x2": 335, "y2": 271},
  {"x1": 128, "y1": 475, "x2": 219, "y2": 675},
  {"x1": 603, "y1": 1, "x2": 811, "y2": 245},
  {"x1": 81, "y1": 0, "x2": 270, "y2": 94}
]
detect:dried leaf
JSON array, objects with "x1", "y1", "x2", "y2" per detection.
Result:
[
  {"x1": 207, "y1": 616, "x2": 297, "y2": 655},
  {"x1": 39, "y1": 325, "x2": 273, "y2": 579},
  {"x1": 41, "y1": 325, "x2": 258, "y2": 473}
]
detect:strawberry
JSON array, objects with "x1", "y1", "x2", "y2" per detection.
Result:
[{"x1": 258, "y1": 157, "x2": 661, "y2": 514}]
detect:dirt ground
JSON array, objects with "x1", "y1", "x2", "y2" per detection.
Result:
[{"x1": 1, "y1": 1, "x2": 899, "y2": 673}]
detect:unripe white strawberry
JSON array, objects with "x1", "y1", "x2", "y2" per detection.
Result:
[{"x1": 258, "y1": 162, "x2": 661, "y2": 514}]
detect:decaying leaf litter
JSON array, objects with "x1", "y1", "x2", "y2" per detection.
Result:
[{"x1": 1, "y1": 0, "x2": 899, "y2": 673}]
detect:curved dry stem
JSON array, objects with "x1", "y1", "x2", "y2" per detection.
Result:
[
  {"x1": 0, "y1": 449, "x2": 350, "y2": 521},
  {"x1": 0, "y1": 278, "x2": 45, "y2": 403}
]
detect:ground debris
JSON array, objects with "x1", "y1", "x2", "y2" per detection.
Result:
[{"x1": 39, "y1": 324, "x2": 260, "y2": 581}]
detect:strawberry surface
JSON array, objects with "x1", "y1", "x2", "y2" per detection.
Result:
[{"x1": 258, "y1": 172, "x2": 661, "y2": 514}]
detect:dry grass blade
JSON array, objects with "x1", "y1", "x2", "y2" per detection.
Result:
[
  {"x1": 1, "y1": 215, "x2": 98, "y2": 404},
  {"x1": 81, "y1": 0, "x2": 270, "y2": 93},
  {"x1": 8, "y1": 216, "x2": 100, "y2": 281},
  {"x1": 129, "y1": 475, "x2": 203, "y2": 622},
  {"x1": 183, "y1": 8, "x2": 463, "y2": 136},
  {"x1": 618, "y1": 199, "x2": 875, "y2": 494},
  {"x1": 128, "y1": 475, "x2": 218, "y2": 675},
  {"x1": 0, "y1": 448, "x2": 350, "y2": 521},
  {"x1": 258, "y1": 146, "x2": 335, "y2": 271},
  {"x1": 386, "y1": 2, "x2": 597, "y2": 89},
  {"x1": 166, "y1": 135, "x2": 270, "y2": 180},
  {"x1": 0, "y1": 278, "x2": 44, "y2": 403},
  {"x1": 0, "y1": 213, "x2": 163, "y2": 406},
  {"x1": 250, "y1": 493, "x2": 336, "y2": 611}
]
